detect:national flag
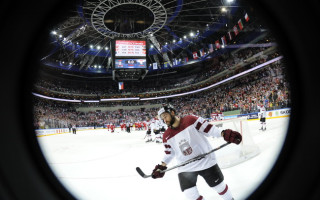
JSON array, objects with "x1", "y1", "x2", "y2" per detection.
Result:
[
  {"x1": 174, "y1": 58, "x2": 180, "y2": 65},
  {"x1": 215, "y1": 40, "x2": 221, "y2": 49},
  {"x1": 238, "y1": 19, "x2": 244, "y2": 30},
  {"x1": 227, "y1": 31, "x2": 232, "y2": 41},
  {"x1": 221, "y1": 36, "x2": 227, "y2": 47},
  {"x1": 184, "y1": 57, "x2": 189, "y2": 63},
  {"x1": 233, "y1": 25, "x2": 239, "y2": 36},
  {"x1": 193, "y1": 51, "x2": 198, "y2": 59},
  {"x1": 152, "y1": 62, "x2": 157, "y2": 69},
  {"x1": 245, "y1": 13, "x2": 250, "y2": 22},
  {"x1": 118, "y1": 82, "x2": 124, "y2": 90},
  {"x1": 208, "y1": 44, "x2": 214, "y2": 52},
  {"x1": 199, "y1": 48, "x2": 205, "y2": 57}
]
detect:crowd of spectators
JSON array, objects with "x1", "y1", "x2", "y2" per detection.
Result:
[
  {"x1": 33, "y1": 44, "x2": 278, "y2": 100},
  {"x1": 33, "y1": 58, "x2": 290, "y2": 129}
]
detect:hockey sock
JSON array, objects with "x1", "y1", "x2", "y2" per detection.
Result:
[
  {"x1": 183, "y1": 186, "x2": 205, "y2": 200},
  {"x1": 212, "y1": 181, "x2": 233, "y2": 200}
]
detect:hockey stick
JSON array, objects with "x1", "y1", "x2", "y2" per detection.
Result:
[{"x1": 136, "y1": 142, "x2": 231, "y2": 178}]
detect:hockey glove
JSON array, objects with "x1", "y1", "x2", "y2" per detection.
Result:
[
  {"x1": 151, "y1": 164, "x2": 167, "y2": 179},
  {"x1": 222, "y1": 129, "x2": 242, "y2": 144}
]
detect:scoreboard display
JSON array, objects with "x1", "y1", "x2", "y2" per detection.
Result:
[
  {"x1": 112, "y1": 38, "x2": 148, "y2": 76},
  {"x1": 115, "y1": 58, "x2": 146, "y2": 69},
  {"x1": 115, "y1": 40, "x2": 146, "y2": 57}
]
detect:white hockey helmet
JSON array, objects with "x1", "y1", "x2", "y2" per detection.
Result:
[{"x1": 158, "y1": 104, "x2": 176, "y2": 119}]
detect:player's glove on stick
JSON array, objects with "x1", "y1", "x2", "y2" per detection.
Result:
[
  {"x1": 151, "y1": 164, "x2": 167, "y2": 179},
  {"x1": 222, "y1": 129, "x2": 242, "y2": 144}
]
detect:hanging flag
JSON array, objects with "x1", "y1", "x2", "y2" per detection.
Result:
[
  {"x1": 227, "y1": 31, "x2": 232, "y2": 41},
  {"x1": 184, "y1": 57, "x2": 189, "y2": 63},
  {"x1": 199, "y1": 49, "x2": 205, "y2": 57},
  {"x1": 238, "y1": 19, "x2": 244, "y2": 30},
  {"x1": 163, "y1": 62, "x2": 168, "y2": 68},
  {"x1": 174, "y1": 58, "x2": 180, "y2": 65},
  {"x1": 233, "y1": 25, "x2": 239, "y2": 36},
  {"x1": 221, "y1": 36, "x2": 227, "y2": 47},
  {"x1": 193, "y1": 51, "x2": 198, "y2": 59},
  {"x1": 245, "y1": 13, "x2": 250, "y2": 22},
  {"x1": 208, "y1": 44, "x2": 214, "y2": 53},
  {"x1": 118, "y1": 82, "x2": 124, "y2": 90},
  {"x1": 215, "y1": 40, "x2": 221, "y2": 49},
  {"x1": 152, "y1": 62, "x2": 157, "y2": 69}
]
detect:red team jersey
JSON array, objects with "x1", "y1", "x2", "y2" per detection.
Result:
[{"x1": 162, "y1": 115, "x2": 223, "y2": 173}]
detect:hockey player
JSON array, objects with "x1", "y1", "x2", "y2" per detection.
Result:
[
  {"x1": 72, "y1": 124, "x2": 76, "y2": 134},
  {"x1": 110, "y1": 123, "x2": 115, "y2": 133},
  {"x1": 138, "y1": 121, "x2": 142, "y2": 131},
  {"x1": 211, "y1": 110, "x2": 219, "y2": 121},
  {"x1": 217, "y1": 110, "x2": 224, "y2": 121},
  {"x1": 107, "y1": 123, "x2": 110, "y2": 131},
  {"x1": 257, "y1": 101, "x2": 267, "y2": 131},
  {"x1": 153, "y1": 117, "x2": 162, "y2": 143},
  {"x1": 121, "y1": 122, "x2": 125, "y2": 132},
  {"x1": 145, "y1": 117, "x2": 153, "y2": 142},
  {"x1": 68, "y1": 123, "x2": 72, "y2": 133},
  {"x1": 152, "y1": 104, "x2": 242, "y2": 200},
  {"x1": 211, "y1": 109, "x2": 223, "y2": 128},
  {"x1": 143, "y1": 121, "x2": 147, "y2": 131},
  {"x1": 158, "y1": 117, "x2": 168, "y2": 142},
  {"x1": 126, "y1": 121, "x2": 131, "y2": 133}
]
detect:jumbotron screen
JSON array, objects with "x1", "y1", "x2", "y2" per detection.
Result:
[
  {"x1": 115, "y1": 59, "x2": 146, "y2": 69},
  {"x1": 115, "y1": 40, "x2": 146, "y2": 57}
]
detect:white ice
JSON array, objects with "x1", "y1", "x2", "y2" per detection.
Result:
[{"x1": 37, "y1": 117, "x2": 289, "y2": 200}]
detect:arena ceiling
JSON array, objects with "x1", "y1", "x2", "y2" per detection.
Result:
[{"x1": 38, "y1": 0, "x2": 263, "y2": 79}]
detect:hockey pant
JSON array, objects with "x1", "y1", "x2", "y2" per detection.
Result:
[
  {"x1": 146, "y1": 130, "x2": 152, "y2": 142},
  {"x1": 260, "y1": 117, "x2": 266, "y2": 129},
  {"x1": 154, "y1": 130, "x2": 162, "y2": 143},
  {"x1": 179, "y1": 164, "x2": 233, "y2": 200}
]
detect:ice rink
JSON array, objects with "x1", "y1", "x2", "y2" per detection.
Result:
[{"x1": 37, "y1": 117, "x2": 289, "y2": 200}]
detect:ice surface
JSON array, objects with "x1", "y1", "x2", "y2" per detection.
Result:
[{"x1": 37, "y1": 117, "x2": 289, "y2": 200}]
